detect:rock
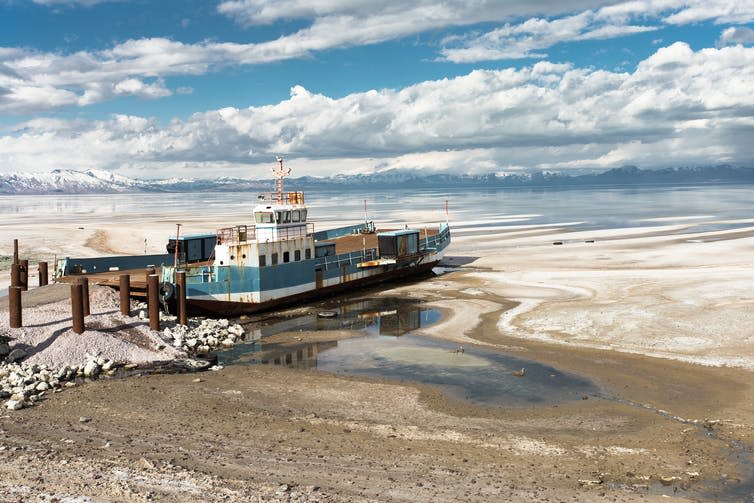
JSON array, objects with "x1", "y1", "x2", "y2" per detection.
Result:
[
  {"x1": 79, "y1": 416, "x2": 91, "y2": 423},
  {"x1": 35, "y1": 382, "x2": 50, "y2": 392},
  {"x1": 137, "y1": 457, "x2": 154, "y2": 470},
  {"x1": 101, "y1": 360, "x2": 115, "y2": 371},
  {"x1": 0, "y1": 342, "x2": 10, "y2": 358},
  {"x1": 83, "y1": 360, "x2": 100, "y2": 378},
  {"x1": 5, "y1": 399, "x2": 24, "y2": 410},
  {"x1": 6, "y1": 348, "x2": 28, "y2": 363}
]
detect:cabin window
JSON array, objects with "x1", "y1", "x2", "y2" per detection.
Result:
[
  {"x1": 283, "y1": 251, "x2": 290, "y2": 263},
  {"x1": 294, "y1": 249, "x2": 301, "y2": 261},
  {"x1": 259, "y1": 254, "x2": 266, "y2": 267},
  {"x1": 256, "y1": 212, "x2": 274, "y2": 224},
  {"x1": 283, "y1": 210, "x2": 291, "y2": 223},
  {"x1": 291, "y1": 210, "x2": 300, "y2": 222},
  {"x1": 305, "y1": 248, "x2": 311, "y2": 260},
  {"x1": 275, "y1": 211, "x2": 282, "y2": 223},
  {"x1": 300, "y1": 209, "x2": 307, "y2": 222},
  {"x1": 271, "y1": 252, "x2": 278, "y2": 265}
]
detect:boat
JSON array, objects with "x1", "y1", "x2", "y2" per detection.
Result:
[
  {"x1": 152, "y1": 158, "x2": 451, "y2": 315},
  {"x1": 54, "y1": 158, "x2": 450, "y2": 316}
]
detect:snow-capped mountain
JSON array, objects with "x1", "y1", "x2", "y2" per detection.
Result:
[
  {"x1": 0, "y1": 165, "x2": 752, "y2": 194},
  {"x1": 0, "y1": 169, "x2": 148, "y2": 194}
]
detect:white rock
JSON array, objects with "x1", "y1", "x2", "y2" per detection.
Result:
[
  {"x1": 5, "y1": 399, "x2": 24, "y2": 410},
  {"x1": 35, "y1": 382, "x2": 50, "y2": 392},
  {"x1": 83, "y1": 361, "x2": 100, "y2": 378}
]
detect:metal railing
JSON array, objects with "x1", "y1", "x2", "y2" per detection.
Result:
[{"x1": 216, "y1": 222, "x2": 315, "y2": 245}]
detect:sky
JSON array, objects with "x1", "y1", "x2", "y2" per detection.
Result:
[{"x1": 0, "y1": 0, "x2": 753, "y2": 180}]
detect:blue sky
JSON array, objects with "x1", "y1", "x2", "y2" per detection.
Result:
[{"x1": 0, "y1": 0, "x2": 753, "y2": 179}]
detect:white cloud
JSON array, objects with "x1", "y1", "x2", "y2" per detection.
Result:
[
  {"x1": 1, "y1": 43, "x2": 752, "y2": 178},
  {"x1": 440, "y1": 0, "x2": 754, "y2": 63},
  {"x1": 2, "y1": 0, "x2": 752, "y2": 115},
  {"x1": 718, "y1": 26, "x2": 754, "y2": 46}
]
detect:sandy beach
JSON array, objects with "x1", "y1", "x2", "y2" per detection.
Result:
[{"x1": 1, "y1": 212, "x2": 754, "y2": 501}]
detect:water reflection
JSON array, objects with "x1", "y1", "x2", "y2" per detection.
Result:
[
  {"x1": 217, "y1": 298, "x2": 599, "y2": 407},
  {"x1": 236, "y1": 298, "x2": 441, "y2": 341}
]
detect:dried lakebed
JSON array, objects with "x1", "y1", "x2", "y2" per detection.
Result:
[{"x1": 1, "y1": 287, "x2": 753, "y2": 501}]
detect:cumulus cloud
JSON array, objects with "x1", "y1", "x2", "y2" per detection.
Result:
[
  {"x1": 1, "y1": 43, "x2": 752, "y2": 177},
  {"x1": 718, "y1": 26, "x2": 754, "y2": 46},
  {"x1": 3, "y1": 0, "x2": 752, "y2": 115}
]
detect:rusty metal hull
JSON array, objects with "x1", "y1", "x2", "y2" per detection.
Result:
[{"x1": 185, "y1": 260, "x2": 441, "y2": 317}]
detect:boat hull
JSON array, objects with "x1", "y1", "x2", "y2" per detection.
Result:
[{"x1": 185, "y1": 259, "x2": 441, "y2": 316}]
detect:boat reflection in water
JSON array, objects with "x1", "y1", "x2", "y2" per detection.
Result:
[
  {"x1": 218, "y1": 298, "x2": 440, "y2": 369},
  {"x1": 217, "y1": 297, "x2": 598, "y2": 407}
]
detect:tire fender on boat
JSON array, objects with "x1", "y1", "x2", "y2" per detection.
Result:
[{"x1": 159, "y1": 281, "x2": 175, "y2": 301}]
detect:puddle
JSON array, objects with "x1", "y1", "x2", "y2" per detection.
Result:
[{"x1": 218, "y1": 298, "x2": 599, "y2": 407}]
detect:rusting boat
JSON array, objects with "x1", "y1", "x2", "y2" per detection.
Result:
[
  {"x1": 58, "y1": 158, "x2": 450, "y2": 316},
  {"x1": 159, "y1": 158, "x2": 450, "y2": 315}
]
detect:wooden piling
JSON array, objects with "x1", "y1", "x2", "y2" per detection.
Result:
[
  {"x1": 147, "y1": 274, "x2": 160, "y2": 331},
  {"x1": 13, "y1": 239, "x2": 18, "y2": 265},
  {"x1": 10, "y1": 263, "x2": 20, "y2": 287},
  {"x1": 119, "y1": 274, "x2": 131, "y2": 316},
  {"x1": 19, "y1": 259, "x2": 28, "y2": 291},
  {"x1": 80, "y1": 277, "x2": 90, "y2": 316},
  {"x1": 176, "y1": 270, "x2": 187, "y2": 326},
  {"x1": 9, "y1": 286, "x2": 22, "y2": 328},
  {"x1": 71, "y1": 283, "x2": 85, "y2": 334},
  {"x1": 38, "y1": 261, "x2": 48, "y2": 287}
]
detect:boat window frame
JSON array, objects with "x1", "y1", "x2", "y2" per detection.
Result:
[{"x1": 256, "y1": 212, "x2": 274, "y2": 224}]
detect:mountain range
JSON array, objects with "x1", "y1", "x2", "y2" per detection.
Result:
[{"x1": 0, "y1": 165, "x2": 752, "y2": 195}]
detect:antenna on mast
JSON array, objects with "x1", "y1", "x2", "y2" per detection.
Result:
[{"x1": 272, "y1": 156, "x2": 291, "y2": 203}]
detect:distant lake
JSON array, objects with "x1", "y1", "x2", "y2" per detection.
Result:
[{"x1": 1, "y1": 184, "x2": 752, "y2": 233}]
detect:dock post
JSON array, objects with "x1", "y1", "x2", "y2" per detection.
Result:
[
  {"x1": 38, "y1": 261, "x2": 48, "y2": 287},
  {"x1": 119, "y1": 274, "x2": 131, "y2": 316},
  {"x1": 9, "y1": 286, "x2": 22, "y2": 328},
  {"x1": 80, "y1": 277, "x2": 90, "y2": 316},
  {"x1": 147, "y1": 274, "x2": 160, "y2": 331},
  {"x1": 71, "y1": 283, "x2": 85, "y2": 334},
  {"x1": 176, "y1": 270, "x2": 187, "y2": 326},
  {"x1": 19, "y1": 259, "x2": 28, "y2": 291},
  {"x1": 12, "y1": 239, "x2": 18, "y2": 265},
  {"x1": 10, "y1": 263, "x2": 21, "y2": 287}
]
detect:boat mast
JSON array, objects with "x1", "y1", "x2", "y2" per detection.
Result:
[{"x1": 273, "y1": 156, "x2": 291, "y2": 203}]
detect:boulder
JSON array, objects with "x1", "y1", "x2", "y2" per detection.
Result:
[{"x1": 6, "y1": 348, "x2": 28, "y2": 363}]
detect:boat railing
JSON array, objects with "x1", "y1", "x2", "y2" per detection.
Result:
[
  {"x1": 421, "y1": 223, "x2": 450, "y2": 251},
  {"x1": 216, "y1": 222, "x2": 315, "y2": 244},
  {"x1": 317, "y1": 248, "x2": 378, "y2": 270},
  {"x1": 257, "y1": 191, "x2": 305, "y2": 205}
]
